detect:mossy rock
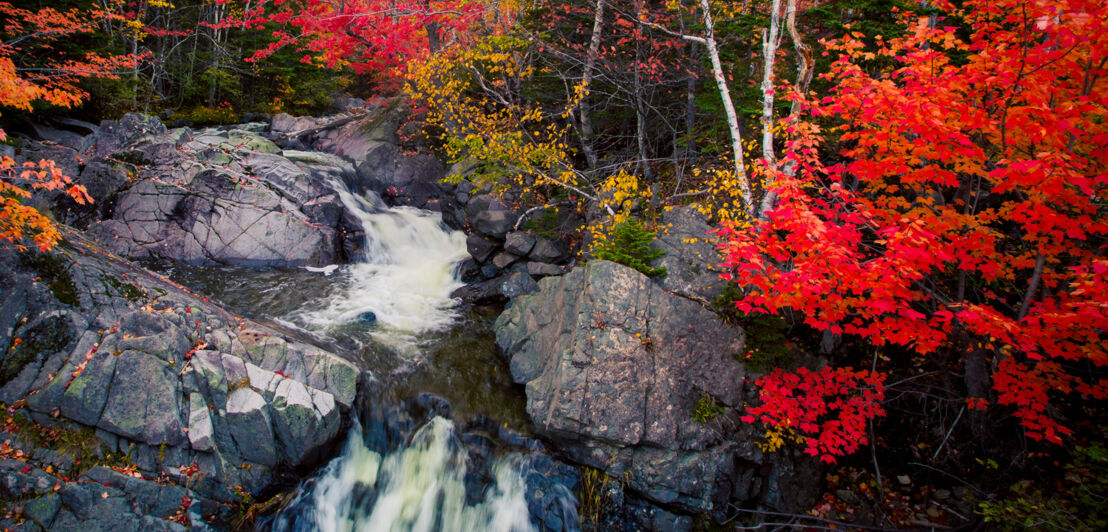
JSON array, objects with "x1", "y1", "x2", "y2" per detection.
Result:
[{"x1": 2, "y1": 316, "x2": 74, "y2": 387}]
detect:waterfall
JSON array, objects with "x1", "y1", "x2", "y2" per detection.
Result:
[
  {"x1": 274, "y1": 177, "x2": 576, "y2": 531},
  {"x1": 269, "y1": 417, "x2": 538, "y2": 532},
  {"x1": 294, "y1": 179, "x2": 468, "y2": 352}
]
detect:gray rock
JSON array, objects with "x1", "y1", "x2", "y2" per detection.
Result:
[
  {"x1": 495, "y1": 260, "x2": 749, "y2": 511},
  {"x1": 528, "y1": 238, "x2": 569, "y2": 263},
  {"x1": 466, "y1": 234, "x2": 499, "y2": 263},
  {"x1": 504, "y1": 232, "x2": 537, "y2": 256},
  {"x1": 474, "y1": 210, "x2": 516, "y2": 240},
  {"x1": 271, "y1": 379, "x2": 340, "y2": 464},
  {"x1": 93, "y1": 114, "x2": 167, "y2": 157},
  {"x1": 491, "y1": 252, "x2": 520, "y2": 270},
  {"x1": 650, "y1": 206, "x2": 727, "y2": 302},
  {"x1": 187, "y1": 393, "x2": 215, "y2": 452},
  {"x1": 97, "y1": 351, "x2": 185, "y2": 446},
  {"x1": 225, "y1": 388, "x2": 277, "y2": 467},
  {"x1": 526, "y1": 262, "x2": 566, "y2": 278}
]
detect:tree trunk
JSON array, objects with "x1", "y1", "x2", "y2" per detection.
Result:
[
  {"x1": 697, "y1": 0, "x2": 754, "y2": 215},
  {"x1": 577, "y1": 0, "x2": 606, "y2": 171}
]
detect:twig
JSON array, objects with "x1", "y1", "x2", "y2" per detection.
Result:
[
  {"x1": 724, "y1": 505, "x2": 926, "y2": 531},
  {"x1": 932, "y1": 406, "x2": 965, "y2": 460},
  {"x1": 907, "y1": 462, "x2": 987, "y2": 495}
]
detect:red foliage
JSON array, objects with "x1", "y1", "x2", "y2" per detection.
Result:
[
  {"x1": 243, "y1": 0, "x2": 489, "y2": 88},
  {"x1": 720, "y1": 0, "x2": 1108, "y2": 453},
  {"x1": 742, "y1": 367, "x2": 886, "y2": 462}
]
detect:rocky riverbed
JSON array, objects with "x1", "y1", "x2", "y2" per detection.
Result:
[{"x1": 0, "y1": 103, "x2": 823, "y2": 531}]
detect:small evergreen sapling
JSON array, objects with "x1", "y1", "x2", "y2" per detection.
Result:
[{"x1": 593, "y1": 219, "x2": 667, "y2": 277}]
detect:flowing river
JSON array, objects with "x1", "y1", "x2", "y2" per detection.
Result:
[{"x1": 149, "y1": 178, "x2": 577, "y2": 531}]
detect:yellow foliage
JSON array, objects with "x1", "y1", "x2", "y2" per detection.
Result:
[{"x1": 757, "y1": 422, "x2": 804, "y2": 453}]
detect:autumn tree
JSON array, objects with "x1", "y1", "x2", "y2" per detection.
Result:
[
  {"x1": 0, "y1": 2, "x2": 141, "y2": 250},
  {"x1": 722, "y1": 0, "x2": 1108, "y2": 462},
  {"x1": 244, "y1": 0, "x2": 490, "y2": 90}
]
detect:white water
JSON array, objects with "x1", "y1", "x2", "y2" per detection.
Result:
[
  {"x1": 276, "y1": 178, "x2": 568, "y2": 531},
  {"x1": 295, "y1": 180, "x2": 468, "y2": 351},
  {"x1": 270, "y1": 417, "x2": 538, "y2": 532}
]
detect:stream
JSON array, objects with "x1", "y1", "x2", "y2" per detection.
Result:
[{"x1": 147, "y1": 180, "x2": 577, "y2": 531}]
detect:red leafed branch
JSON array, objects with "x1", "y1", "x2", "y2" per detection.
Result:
[{"x1": 720, "y1": 0, "x2": 1108, "y2": 454}]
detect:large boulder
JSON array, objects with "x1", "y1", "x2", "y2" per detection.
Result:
[
  {"x1": 74, "y1": 120, "x2": 361, "y2": 267},
  {"x1": 0, "y1": 231, "x2": 359, "y2": 504},
  {"x1": 496, "y1": 260, "x2": 821, "y2": 518}
]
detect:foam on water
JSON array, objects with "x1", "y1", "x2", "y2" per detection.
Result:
[
  {"x1": 269, "y1": 417, "x2": 538, "y2": 532},
  {"x1": 294, "y1": 180, "x2": 468, "y2": 352}
]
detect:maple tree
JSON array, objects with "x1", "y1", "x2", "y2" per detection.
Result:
[
  {"x1": 243, "y1": 0, "x2": 493, "y2": 90},
  {"x1": 0, "y1": 2, "x2": 140, "y2": 250},
  {"x1": 721, "y1": 0, "x2": 1108, "y2": 460}
]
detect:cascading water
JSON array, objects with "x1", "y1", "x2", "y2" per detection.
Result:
[
  {"x1": 268, "y1": 417, "x2": 540, "y2": 532},
  {"x1": 291, "y1": 179, "x2": 469, "y2": 353},
  {"x1": 261, "y1": 176, "x2": 576, "y2": 531}
]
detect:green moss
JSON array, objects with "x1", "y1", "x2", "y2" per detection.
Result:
[
  {"x1": 978, "y1": 440, "x2": 1108, "y2": 531},
  {"x1": 712, "y1": 285, "x2": 793, "y2": 372},
  {"x1": 19, "y1": 251, "x2": 79, "y2": 306},
  {"x1": 2, "y1": 316, "x2": 73, "y2": 387},
  {"x1": 3, "y1": 409, "x2": 109, "y2": 477},
  {"x1": 521, "y1": 209, "x2": 562, "y2": 240},
  {"x1": 101, "y1": 275, "x2": 147, "y2": 302}
]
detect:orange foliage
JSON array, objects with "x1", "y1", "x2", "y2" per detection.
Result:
[{"x1": 0, "y1": 2, "x2": 142, "y2": 251}]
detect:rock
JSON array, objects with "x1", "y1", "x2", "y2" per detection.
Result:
[
  {"x1": 650, "y1": 206, "x2": 726, "y2": 302},
  {"x1": 225, "y1": 388, "x2": 277, "y2": 467},
  {"x1": 473, "y1": 210, "x2": 516, "y2": 240},
  {"x1": 0, "y1": 233, "x2": 357, "y2": 504},
  {"x1": 491, "y1": 252, "x2": 520, "y2": 270},
  {"x1": 270, "y1": 379, "x2": 340, "y2": 465},
  {"x1": 97, "y1": 351, "x2": 185, "y2": 446},
  {"x1": 67, "y1": 120, "x2": 364, "y2": 268},
  {"x1": 497, "y1": 260, "x2": 814, "y2": 514},
  {"x1": 466, "y1": 234, "x2": 499, "y2": 264},
  {"x1": 188, "y1": 393, "x2": 215, "y2": 452},
  {"x1": 526, "y1": 262, "x2": 566, "y2": 278},
  {"x1": 504, "y1": 232, "x2": 537, "y2": 256},
  {"x1": 499, "y1": 272, "x2": 539, "y2": 299},
  {"x1": 92, "y1": 114, "x2": 167, "y2": 157},
  {"x1": 269, "y1": 113, "x2": 319, "y2": 134},
  {"x1": 528, "y1": 238, "x2": 569, "y2": 264},
  {"x1": 450, "y1": 272, "x2": 538, "y2": 305}
]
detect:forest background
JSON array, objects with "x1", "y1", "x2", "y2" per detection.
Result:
[{"x1": 1, "y1": 0, "x2": 1106, "y2": 529}]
